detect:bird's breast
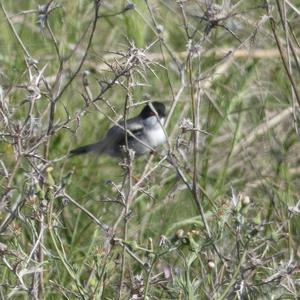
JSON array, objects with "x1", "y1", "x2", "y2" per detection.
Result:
[
  {"x1": 147, "y1": 128, "x2": 166, "y2": 148},
  {"x1": 144, "y1": 118, "x2": 166, "y2": 148}
]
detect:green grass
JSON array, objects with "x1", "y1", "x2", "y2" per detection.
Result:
[{"x1": 0, "y1": 0, "x2": 300, "y2": 299}]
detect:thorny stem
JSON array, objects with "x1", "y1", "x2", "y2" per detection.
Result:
[
  {"x1": 269, "y1": 18, "x2": 300, "y2": 107},
  {"x1": 117, "y1": 77, "x2": 133, "y2": 300},
  {"x1": 144, "y1": 0, "x2": 177, "y2": 109},
  {"x1": 47, "y1": 0, "x2": 102, "y2": 136},
  {"x1": 143, "y1": 256, "x2": 156, "y2": 300},
  {"x1": 0, "y1": 3, "x2": 30, "y2": 57},
  {"x1": 218, "y1": 246, "x2": 248, "y2": 300},
  {"x1": 187, "y1": 53, "x2": 224, "y2": 262},
  {"x1": 47, "y1": 192, "x2": 86, "y2": 298},
  {"x1": 64, "y1": 193, "x2": 109, "y2": 232},
  {"x1": 0, "y1": 156, "x2": 22, "y2": 232},
  {"x1": 37, "y1": 215, "x2": 45, "y2": 298},
  {"x1": 54, "y1": 0, "x2": 102, "y2": 102},
  {"x1": 38, "y1": 2, "x2": 100, "y2": 298}
]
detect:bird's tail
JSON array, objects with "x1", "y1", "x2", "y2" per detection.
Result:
[{"x1": 69, "y1": 141, "x2": 104, "y2": 157}]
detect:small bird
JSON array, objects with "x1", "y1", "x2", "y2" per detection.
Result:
[{"x1": 70, "y1": 102, "x2": 166, "y2": 157}]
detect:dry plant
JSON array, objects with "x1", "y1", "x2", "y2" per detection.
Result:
[{"x1": 0, "y1": 0, "x2": 300, "y2": 299}]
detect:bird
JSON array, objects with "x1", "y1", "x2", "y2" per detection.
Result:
[{"x1": 70, "y1": 101, "x2": 166, "y2": 158}]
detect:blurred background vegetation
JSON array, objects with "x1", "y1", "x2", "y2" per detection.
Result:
[{"x1": 0, "y1": 0, "x2": 300, "y2": 299}]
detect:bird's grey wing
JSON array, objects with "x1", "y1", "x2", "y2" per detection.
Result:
[
  {"x1": 126, "y1": 117, "x2": 144, "y2": 136},
  {"x1": 107, "y1": 117, "x2": 144, "y2": 139},
  {"x1": 100, "y1": 125, "x2": 124, "y2": 154},
  {"x1": 70, "y1": 117, "x2": 145, "y2": 157},
  {"x1": 70, "y1": 123, "x2": 126, "y2": 157},
  {"x1": 102, "y1": 118, "x2": 144, "y2": 154}
]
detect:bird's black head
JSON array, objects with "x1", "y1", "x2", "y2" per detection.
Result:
[{"x1": 140, "y1": 102, "x2": 166, "y2": 119}]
